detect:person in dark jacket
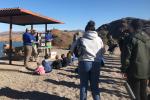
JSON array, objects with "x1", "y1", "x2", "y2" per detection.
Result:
[
  {"x1": 61, "y1": 54, "x2": 69, "y2": 67},
  {"x1": 121, "y1": 20, "x2": 150, "y2": 100},
  {"x1": 52, "y1": 55, "x2": 62, "y2": 69}
]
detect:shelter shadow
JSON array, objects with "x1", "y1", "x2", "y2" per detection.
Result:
[{"x1": 0, "y1": 87, "x2": 69, "y2": 100}]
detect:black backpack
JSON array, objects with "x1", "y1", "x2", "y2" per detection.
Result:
[{"x1": 73, "y1": 38, "x2": 84, "y2": 58}]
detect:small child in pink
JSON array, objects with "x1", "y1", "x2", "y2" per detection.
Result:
[{"x1": 35, "y1": 62, "x2": 45, "y2": 75}]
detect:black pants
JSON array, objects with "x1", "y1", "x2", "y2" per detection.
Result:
[{"x1": 127, "y1": 77, "x2": 147, "y2": 100}]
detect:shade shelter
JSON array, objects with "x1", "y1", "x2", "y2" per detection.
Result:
[{"x1": 0, "y1": 7, "x2": 64, "y2": 64}]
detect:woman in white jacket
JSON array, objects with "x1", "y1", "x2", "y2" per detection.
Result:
[{"x1": 71, "y1": 21, "x2": 104, "y2": 100}]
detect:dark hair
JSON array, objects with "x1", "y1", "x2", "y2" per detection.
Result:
[
  {"x1": 37, "y1": 62, "x2": 41, "y2": 66},
  {"x1": 26, "y1": 28, "x2": 29, "y2": 32},
  {"x1": 119, "y1": 19, "x2": 128, "y2": 33},
  {"x1": 126, "y1": 26, "x2": 134, "y2": 33},
  {"x1": 55, "y1": 55, "x2": 59, "y2": 59},
  {"x1": 131, "y1": 19, "x2": 143, "y2": 31},
  {"x1": 61, "y1": 54, "x2": 65, "y2": 58},
  {"x1": 44, "y1": 54, "x2": 49, "y2": 59},
  {"x1": 85, "y1": 20, "x2": 96, "y2": 32}
]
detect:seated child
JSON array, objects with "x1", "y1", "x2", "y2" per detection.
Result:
[
  {"x1": 61, "y1": 54, "x2": 69, "y2": 67},
  {"x1": 42, "y1": 54, "x2": 53, "y2": 73},
  {"x1": 52, "y1": 55, "x2": 62, "y2": 69},
  {"x1": 34, "y1": 62, "x2": 45, "y2": 75},
  {"x1": 67, "y1": 51, "x2": 73, "y2": 65}
]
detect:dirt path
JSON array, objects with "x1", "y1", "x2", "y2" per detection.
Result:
[
  {"x1": 100, "y1": 54, "x2": 130, "y2": 100},
  {"x1": 0, "y1": 48, "x2": 139, "y2": 100}
]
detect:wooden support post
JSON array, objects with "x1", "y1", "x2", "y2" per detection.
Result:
[
  {"x1": 45, "y1": 24, "x2": 47, "y2": 32},
  {"x1": 9, "y1": 16, "x2": 13, "y2": 64},
  {"x1": 31, "y1": 24, "x2": 33, "y2": 30},
  {"x1": 45, "y1": 24, "x2": 47, "y2": 56}
]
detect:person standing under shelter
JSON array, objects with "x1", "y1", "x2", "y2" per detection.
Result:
[
  {"x1": 45, "y1": 30, "x2": 53, "y2": 57},
  {"x1": 71, "y1": 20, "x2": 104, "y2": 100},
  {"x1": 31, "y1": 30, "x2": 38, "y2": 62},
  {"x1": 23, "y1": 28, "x2": 34, "y2": 68},
  {"x1": 121, "y1": 20, "x2": 150, "y2": 100}
]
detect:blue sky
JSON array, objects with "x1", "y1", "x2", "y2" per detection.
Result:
[{"x1": 0, "y1": 0, "x2": 150, "y2": 32}]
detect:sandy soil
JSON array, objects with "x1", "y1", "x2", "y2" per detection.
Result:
[{"x1": 0, "y1": 48, "x2": 149, "y2": 100}]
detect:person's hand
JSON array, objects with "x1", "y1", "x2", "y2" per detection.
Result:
[{"x1": 31, "y1": 40, "x2": 34, "y2": 43}]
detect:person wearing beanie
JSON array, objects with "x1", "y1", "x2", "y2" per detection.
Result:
[
  {"x1": 121, "y1": 19, "x2": 150, "y2": 100},
  {"x1": 71, "y1": 20, "x2": 104, "y2": 100}
]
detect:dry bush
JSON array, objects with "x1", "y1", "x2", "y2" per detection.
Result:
[{"x1": 52, "y1": 29, "x2": 73, "y2": 49}]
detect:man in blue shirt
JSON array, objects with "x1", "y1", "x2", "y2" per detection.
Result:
[
  {"x1": 45, "y1": 30, "x2": 53, "y2": 57},
  {"x1": 23, "y1": 28, "x2": 34, "y2": 68}
]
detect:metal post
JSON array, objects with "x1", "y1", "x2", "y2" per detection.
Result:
[
  {"x1": 124, "y1": 82, "x2": 136, "y2": 99},
  {"x1": 31, "y1": 24, "x2": 33, "y2": 30},
  {"x1": 9, "y1": 16, "x2": 13, "y2": 64},
  {"x1": 45, "y1": 24, "x2": 47, "y2": 56},
  {"x1": 45, "y1": 24, "x2": 47, "y2": 32}
]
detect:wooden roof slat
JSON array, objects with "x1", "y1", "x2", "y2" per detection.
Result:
[{"x1": 0, "y1": 8, "x2": 64, "y2": 25}]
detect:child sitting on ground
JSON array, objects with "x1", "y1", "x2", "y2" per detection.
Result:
[
  {"x1": 67, "y1": 51, "x2": 73, "y2": 65},
  {"x1": 67, "y1": 51, "x2": 75, "y2": 66},
  {"x1": 52, "y1": 55, "x2": 62, "y2": 69},
  {"x1": 42, "y1": 54, "x2": 53, "y2": 73},
  {"x1": 61, "y1": 54, "x2": 69, "y2": 67},
  {"x1": 34, "y1": 62, "x2": 45, "y2": 75}
]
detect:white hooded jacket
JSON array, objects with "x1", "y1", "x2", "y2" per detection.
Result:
[{"x1": 71, "y1": 31, "x2": 104, "y2": 62}]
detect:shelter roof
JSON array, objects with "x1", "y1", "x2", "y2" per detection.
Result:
[{"x1": 0, "y1": 8, "x2": 64, "y2": 25}]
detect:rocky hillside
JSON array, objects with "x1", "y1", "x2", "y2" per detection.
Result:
[{"x1": 0, "y1": 31, "x2": 23, "y2": 42}]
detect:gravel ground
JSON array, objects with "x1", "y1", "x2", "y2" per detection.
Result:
[{"x1": 0, "y1": 48, "x2": 149, "y2": 100}]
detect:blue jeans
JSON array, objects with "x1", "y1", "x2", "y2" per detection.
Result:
[{"x1": 79, "y1": 61, "x2": 101, "y2": 100}]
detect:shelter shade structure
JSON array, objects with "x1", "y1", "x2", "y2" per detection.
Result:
[
  {"x1": 0, "y1": 8, "x2": 64, "y2": 25},
  {"x1": 0, "y1": 8, "x2": 64, "y2": 64}
]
